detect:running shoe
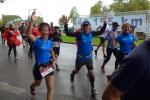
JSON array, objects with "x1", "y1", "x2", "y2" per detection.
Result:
[
  {"x1": 91, "y1": 88, "x2": 98, "y2": 98},
  {"x1": 101, "y1": 65, "x2": 105, "y2": 73},
  {"x1": 70, "y1": 74, "x2": 74, "y2": 84},
  {"x1": 94, "y1": 50, "x2": 97, "y2": 56},
  {"x1": 15, "y1": 57, "x2": 18, "y2": 60}
]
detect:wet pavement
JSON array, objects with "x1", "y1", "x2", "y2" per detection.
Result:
[{"x1": 0, "y1": 41, "x2": 115, "y2": 100}]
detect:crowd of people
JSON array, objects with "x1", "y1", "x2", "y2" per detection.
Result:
[{"x1": 0, "y1": 11, "x2": 150, "y2": 100}]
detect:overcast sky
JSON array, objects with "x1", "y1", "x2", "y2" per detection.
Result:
[{"x1": 0, "y1": 0, "x2": 113, "y2": 25}]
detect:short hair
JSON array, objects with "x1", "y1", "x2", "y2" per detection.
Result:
[
  {"x1": 122, "y1": 23, "x2": 131, "y2": 29},
  {"x1": 54, "y1": 26, "x2": 59, "y2": 29},
  {"x1": 38, "y1": 22, "x2": 50, "y2": 32},
  {"x1": 112, "y1": 22, "x2": 119, "y2": 26}
]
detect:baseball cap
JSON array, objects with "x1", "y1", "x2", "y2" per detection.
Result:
[
  {"x1": 82, "y1": 21, "x2": 91, "y2": 26},
  {"x1": 112, "y1": 22, "x2": 120, "y2": 26}
]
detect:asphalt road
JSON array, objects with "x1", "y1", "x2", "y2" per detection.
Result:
[{"x1": 0, "y1": 41, "x2": 115, "y2": 100}]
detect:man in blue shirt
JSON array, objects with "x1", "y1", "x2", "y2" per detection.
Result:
[
  {"x1": 102, "y1": 39, "x2": 150, "y2": 100},
  {"x1": 63, "y1": 16, "x2": 107, "y2": 98}
]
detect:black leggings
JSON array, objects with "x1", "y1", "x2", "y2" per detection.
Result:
[
  {"x1": 102, "y1": 48, "x2": 119, "y2": 69},
  {"x1": 28, "y1": 41, "x2": 34, "y2": 57},
  {"x1": 8, "y1": 44, "x2": 17, "y2": 57},
  {"x1": 115, "y1": 51, "x2": 128, "y2": 69}
]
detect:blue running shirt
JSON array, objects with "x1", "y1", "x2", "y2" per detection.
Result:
[
  {"x1": 77, "y1": 32, "x2": 93, "y2": 60},
  {"x1": 116, "y1": 33, "x2": 135, "y2": 54},
  {"x1": 34, "y1": 37, "x2": 53, "y2": 64}
]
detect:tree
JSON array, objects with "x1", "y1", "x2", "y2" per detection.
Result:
[
  {"x1": 58, "y1": 15, "x2": 65, "y2": 30},
  {"x1": 127, "y1": 0, "x2": 150, "y2": 11},
  {"x1": 2, "y1": 15, "x2": 22, "y2": 25},
  {"x1": 109, "y1": 0, "x2": 150, "y2": 12},
  {"x1": 69, "y1": 6, "x2": 79, "y2": 25},
  {"x1": 34, "y1": 16, "x2": 43, "y2": 25},
  {"x1": 0, "y1": 0, "x2": 6, "y2": 3},
  {"x1": 90, "y1": 0, "x2": 103, "y2": 16},
  {"x1": 0, "y1": 19, "x2": 3, "y2": 26}
]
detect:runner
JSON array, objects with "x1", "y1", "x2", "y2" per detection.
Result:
[
  {"x1": 0, "y1": 24, "x2": 6, "y2": 44},
  {"x1": 19, "y1": 23, "x2": 27, "y2": 47},
  {"x1": 102, "y1": 38, "x2": 150, "y2": 100},
  {"x1": 49, "y1": 26, "x2": 62, "y2": 71},
  {"x1": 27, "y1": 11, "x2": 55, "y2": 100},
  {"x1": 106, "y1": 23, "x2": 136, "y2": 81},
  {"x1": 100, "y1": 22, "x2": 119, "y2": 73},
  {"x1": 130, "y1": 25, "x2": 138, "y2": 41},
  {"x1": 4, "y1": 24, "x2": 20, "y2": 59},
  {"x1": 130, "y1": 25, "x2": 138, "y2": 49},
  {"x1": 28, "y1": 23, "x2": 40, "y2": 59},
  {"x1": 94, "y1": 25, "x2": 108, "y2": 58},
  {"x1": 48, "y1": 22, "x2": 54, "y2": 38},
  {"x1": 63, "y1": 16, "x2": 107, "y2": 98},
  {"x1": 115, "y1": 23, "x2": 136, "y2": 68}
]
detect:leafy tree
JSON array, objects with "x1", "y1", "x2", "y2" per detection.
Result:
[
  {"x1": 2, "y1": 15, "x2": 22, "y2": 25},
  {"x1": 33, "y1": 16, "x2": 43, "y2": 25},
  {"x1": 0, "y1": 0, "x2": 6, "y2": 3},
  {"x1": 0, "y1": 19, "x2": 3, "y2": 26},
  {"x1": 69, "y1": 6, "x2": 79, "y2": 25},
  {"x1": 58, "y1": 15, "x2": 65, "y2": 30},
  {"x1": 109, "y1": 0, "x2": 150, "y2": 12},
  {"x1": 90, "y1": 0, "x2": 103, "y2": 16}
]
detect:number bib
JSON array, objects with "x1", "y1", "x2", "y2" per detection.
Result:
[
  {"x1": 53, "y1": 42, "x2": 60, "y2": 47},
  {"x1": 39, "y1": 64, "x2": 54, "y2": 77}
]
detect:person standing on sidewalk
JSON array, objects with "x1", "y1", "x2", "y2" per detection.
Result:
[
  {"x1": 27, "y1": 11, "x2": 56, "y2": 100},
  {"x1": 63, "y1": 16, "x2": 107, "y2": 98}
]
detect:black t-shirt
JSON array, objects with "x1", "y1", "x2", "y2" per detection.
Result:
[
  {"x1": 50, "y1": 32, "x2": 62, "y2": 42},
  {"x1": 19, "y1": 26, "x2": 26, "y2": 35},
  {"x1": 111, "y1": 40, "x2": 150, "y2": 100}
]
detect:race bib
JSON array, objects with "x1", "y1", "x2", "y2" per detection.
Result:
[
  {"x1": 39, "y1": 65, "x2": 54, "y2": 77},
  {"x1": 53, "y1": 42, "x2": 60, "y2": 47}
]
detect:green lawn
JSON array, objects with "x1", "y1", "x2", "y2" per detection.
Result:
[{"x1": 62, "y1": 34, "x2": 144, "y2": 46}]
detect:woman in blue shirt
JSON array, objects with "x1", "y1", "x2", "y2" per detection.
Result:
[
  {"x1": 27, "y1": 11, "x2": 56, "y2": 100},
  {"x1": 115, "y1": 23, "x2": 136, "y2": 68}
]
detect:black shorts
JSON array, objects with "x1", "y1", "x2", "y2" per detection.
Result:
[
  {"x1": 53, "y1": 47, "x2": 60, "y2": 56},
  {"x1": 33, "y1": 62, "x2": 54, "y2": 80},
  {"x1": 100, "y1": 37, "x2": 105, "y2": 44},
  {"x1": 75, "y1": 58, "x2": 93, "y2": 70}
]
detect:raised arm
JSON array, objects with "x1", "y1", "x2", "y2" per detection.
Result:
[
  {"x1": 26, "y1": 11, "x2": 36, "y2": 42},
  {"x1": 63, "y1": 16, "x2": 79, "y2": 37},
  {"x1": 92, "y1": 17, "x2": 107, "y2": 36}
]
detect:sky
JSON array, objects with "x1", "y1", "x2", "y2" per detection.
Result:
[{"x1": 0, "y1": 0, "x2": 113, "y2": 25}]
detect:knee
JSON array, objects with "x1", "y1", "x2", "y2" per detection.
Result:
[{"x1": 88, "y1": 70, "x2": 94, "y2": 76}]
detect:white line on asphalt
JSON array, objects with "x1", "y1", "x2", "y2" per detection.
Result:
[{"x1": 0, "y1": 82, "x2": 26, "y2": 95}]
